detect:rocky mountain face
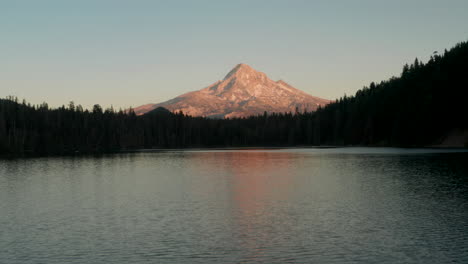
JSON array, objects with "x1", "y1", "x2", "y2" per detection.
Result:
[{"x1": 134, "y1": 64, "x2": 330, "y2": 118}]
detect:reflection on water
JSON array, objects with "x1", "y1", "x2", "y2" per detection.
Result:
[
  {"x1": 221, "y1": 152, "x2": 297, "y2": 262},
  {"x1": 0, "y1": 148, "x2": 467, "y2": 263}
]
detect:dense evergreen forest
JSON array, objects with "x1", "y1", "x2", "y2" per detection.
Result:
[{"x1": 1, "y1": 41, "x2": 467, "y2": 156}]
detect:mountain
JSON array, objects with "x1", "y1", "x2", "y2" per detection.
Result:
[{"x1": 134, "y1": 64, "x2": 330, "y2": 118}]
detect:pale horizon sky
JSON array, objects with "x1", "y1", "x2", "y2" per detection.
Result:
[{"x1": 2, "y1": 0, "x2": 468, "y2": 109}]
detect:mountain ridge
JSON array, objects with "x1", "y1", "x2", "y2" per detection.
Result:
[{"x1": 134, "y1": 64, "x2": 330, "y2": 118}]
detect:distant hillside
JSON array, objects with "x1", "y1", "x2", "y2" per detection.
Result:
[{"x1": 147, "y1": 107, "x2": 172, "y2": 115}]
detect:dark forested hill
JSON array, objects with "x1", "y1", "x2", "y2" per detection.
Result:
[
  {"x1": 1, "y1": 41, "x2": 467, "y2": 156},
  {"x1": 312, "y1": 41, "x2": 468, "y2": 146}
]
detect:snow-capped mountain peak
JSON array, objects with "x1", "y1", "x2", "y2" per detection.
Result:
[{"x1": 134, "y1": 64, "x2": 330, "y2": 118}]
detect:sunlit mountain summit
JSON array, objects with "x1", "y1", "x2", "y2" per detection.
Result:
[{"x1": 134, "y1": 64, "x2": 330, "y2": 118}]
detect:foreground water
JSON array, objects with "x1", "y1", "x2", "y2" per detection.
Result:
[{"x1": 1, "y1": 148, "x2": 467, "y2": 263}]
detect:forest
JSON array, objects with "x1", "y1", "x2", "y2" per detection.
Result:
[{"x1": 1, "y1": 41, "x2": 467, "y2": 156}]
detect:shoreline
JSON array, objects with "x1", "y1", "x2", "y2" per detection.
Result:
[{"x1": 2, "y1": 145, "x2": 467, "y2": 160}]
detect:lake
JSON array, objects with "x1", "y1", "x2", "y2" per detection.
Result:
[{"x1": 1, "y1": 148, "x2": 467, "y2": 263}]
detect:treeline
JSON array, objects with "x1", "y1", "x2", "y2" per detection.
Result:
[{"x1": 1, "y1": 41, "x2": 467, "y2": 156}]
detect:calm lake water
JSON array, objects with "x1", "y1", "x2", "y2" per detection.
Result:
[{"x1": 1, "y1": 148, "x2": 467, "y2": 263}]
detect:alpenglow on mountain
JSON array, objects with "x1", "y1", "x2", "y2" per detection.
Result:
[{"x1": 134, "y1": 64, "x2": 330, "y2": 118}]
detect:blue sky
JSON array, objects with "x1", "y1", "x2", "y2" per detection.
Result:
[{"x1": 2, "y1": 0, "x2": 468, "y2": 109}]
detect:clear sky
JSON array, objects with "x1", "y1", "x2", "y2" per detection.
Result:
[{"x1": 2, "y1": 0, "x2": 468, "y2": 109}]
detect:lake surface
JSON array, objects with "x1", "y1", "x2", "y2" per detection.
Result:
[{"x1": 1, "y1": 148, "x2": 468, "y2": 263}]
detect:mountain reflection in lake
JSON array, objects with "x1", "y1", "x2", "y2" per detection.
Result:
[{"x1": 1, "y1": 148, "x2": 467, "y2": 263}]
